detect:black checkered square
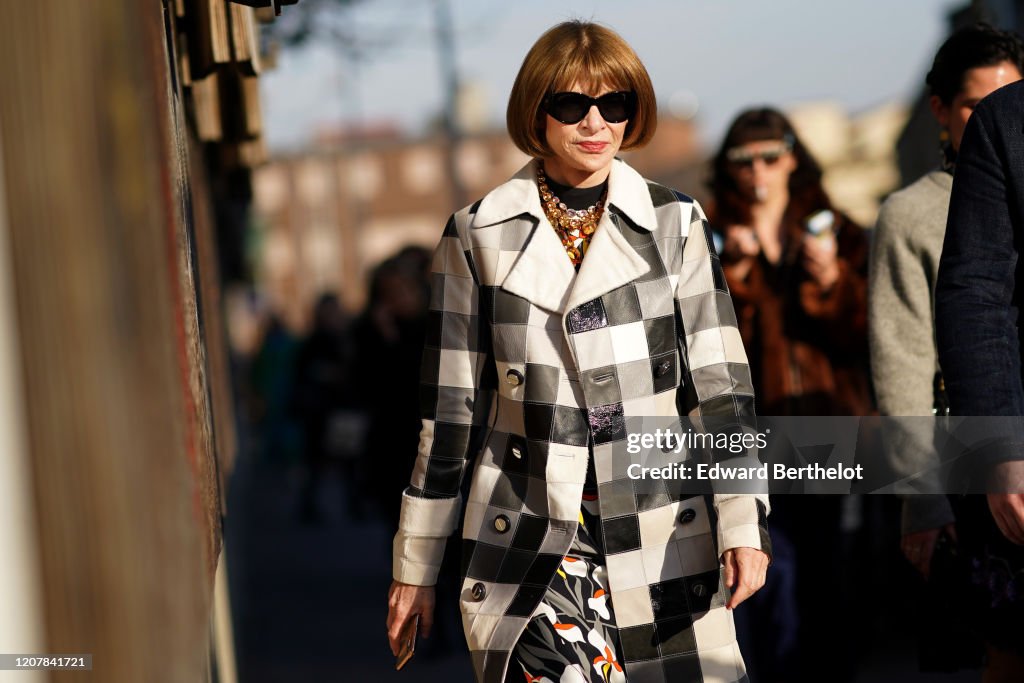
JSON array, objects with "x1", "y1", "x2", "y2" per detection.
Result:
[
  {"x1": 566, "y1": 298, "x2": 608, "y2": 333},
  {"x1": 603, "y1": 513, "x2": 641, "y2": 554},
  {"x1": 603, "y1": 285, "x2": 644, "y2": 326}
]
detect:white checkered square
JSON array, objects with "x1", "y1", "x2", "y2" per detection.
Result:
[
  {"x1": 437, "y1": 349, "x2": 482, "y2": 389},
  {"x1": 605, "y1": 550, "x2": 648, "y2": 591},
  {"x1": 642, "y1": 543, "x2": 685, "y2": 583},
  {"x1": 610, "y1": 585, "x2": 656, "y2": 628},
  {"x1": 673, "y1": 502, "x2": 712, "y2": 540},
  {"x1": 525, "y1": 324, "x2": 566, "y2": 367},
  {"x1": 691, "y1": 607, "x2": 739, "y2": 654},
  {"x1": 443, "y1": 273, "x2": 476, "y2": 315},
  {"x1": 473, "y1": 224, "x2": 503, "y2": 250},
  {"x1": 435, "y1": 234, "x2": 472, "y2": 277},
  {"x1": 609, "y1": 321, "x2": 651, "y2": 363},
  {"x1": 494, "y1": 249, "x2": 518, "y2": 282},
  {"x1": 638, "y1": 504, "x2": 676, "y2": 547},
  {"x1": 555, "y1": 375, "x2": 582, "y2": 407},
  {"x1": 685, "y1": 328, "x2": 728, "y2": 370},
  {"x1": 574, "y1": 327, "x2": 615, "y2": 372}
]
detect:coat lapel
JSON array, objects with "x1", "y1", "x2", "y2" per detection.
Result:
[
  {"x1": 473, "y1": 159, "x2": 657, "y2": 316},
  {"x1": 475, "y1": 161, "x2": 575, "y2": 313},
  {"x1": 500, "y1": 217, "x2": 577, "y2": 313},
  {"x1": 563, "y1": 160, "x2": 655, "y2": 313},
  {"x1": 562, "y1": 211, "x2": 649, "y2": 313}
]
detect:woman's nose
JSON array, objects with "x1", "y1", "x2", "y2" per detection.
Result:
[{"x1": 579, "y1": 104, "x2": 607, "y2": 131}]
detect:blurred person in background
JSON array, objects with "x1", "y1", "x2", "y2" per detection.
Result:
[
  {"x1": 352, "y1": 250, "x2": 431, "y2": 532},
  {"x1": 387, "y1": 20, "x2": 770, "y2": 683},
  {"x1": 708, "y1": 108, "x2": 872, "y2": 682},
  {"x1": 250, "y1": 313, "x2": 302, "y2": 466},
  {"x1": 869, "y1": 23, "x2": 1024, "y2": 675},
  {"x1": 291, "y1": 292, "x2": 357, "y2": 524},
  {"x1": 934, "y1": 64, "x2": 1024, "y2": 683},
  {"x1": 351, "y1": 248, "x2": 469, "y2": 657},
  {"x1": 710, "y1": 108, "x2": 872, "y2": 418}
]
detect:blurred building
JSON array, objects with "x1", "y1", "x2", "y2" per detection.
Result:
[{"x1": 788, "y1": 100, "x2": 909, "y2": 227}]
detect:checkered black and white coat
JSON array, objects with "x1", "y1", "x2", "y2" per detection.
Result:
[{"x1": 394, "y1": 159, "x2": 770, "y2": 683}]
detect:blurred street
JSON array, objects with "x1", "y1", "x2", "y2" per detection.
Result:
[{"x1": 225, "y1": 439, "x2": 473, "y2": 683}]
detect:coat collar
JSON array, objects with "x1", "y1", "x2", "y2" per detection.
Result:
[
  {"x1": 473, "y1": 157, "x2": 658, "y2": 232},
  {"x1": 485, "y1": 158, "x2": 654, "y2": 316}
]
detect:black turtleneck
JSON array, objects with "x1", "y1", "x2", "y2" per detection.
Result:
[{"x1": 545, "y1": 176, "x2": 608, "y2": 211}]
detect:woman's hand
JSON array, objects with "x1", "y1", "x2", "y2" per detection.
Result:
[
  {"x1": 722, "y1": 225, "x2": 760, "y2": 281},
  {"x1": 722, "y1": 547, "x2": 769, "y2": 610},
  {"x1": 723, "y1": 224, "x2": 760, "y2": 260},
  {"x1": 386, "y1": 580, "x2": 435, "y2": 655},
  {"x1": 802, "y1": 234, "x2": 840, "y2": 290},
  {"x1": 901, "y1": 524, "x2": 957, "y2": 578}
]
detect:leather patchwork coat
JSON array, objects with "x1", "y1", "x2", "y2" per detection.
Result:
[{"x1": 394, "y1": 159, "x2": 771, "y2": 683}]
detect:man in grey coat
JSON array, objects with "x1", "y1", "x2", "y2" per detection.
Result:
[{"x1": 869, "y1": 23, "x2": 1023, "y2": 574}]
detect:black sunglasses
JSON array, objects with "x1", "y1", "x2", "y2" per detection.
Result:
[
  {"x1": 541, "y1": 90, "x2": 637, "y2": 124},
  {"x1": 725, "y1": 145, "x2": 792, "y2": 168}
]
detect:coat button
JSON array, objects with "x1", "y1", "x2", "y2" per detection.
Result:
[
  {"x1": 655, "y1": 360, "x2": 672, "y2": 378},
  {"x1": 506, "y1": 369, "x2": 524, "y2": 387},
  {"x1": 691, "y1": 582, "x2": 707, "y2": 598},
  {"x1": 493, "y1": 515, "x2": 511, "y2": 533},
  {"x1": 471, "y1": 582, "x2": 487, "y2": 601},
  {"x1": 679, "y1": 508, "x2": 696, "y2": 524}
]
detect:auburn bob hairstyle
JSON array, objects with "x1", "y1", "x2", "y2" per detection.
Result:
[{"x1": 507, "y1": 21, "x2": 657, "y2": 158}]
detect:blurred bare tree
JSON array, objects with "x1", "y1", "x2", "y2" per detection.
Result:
[
  {"x1": 265, "y1": 0, "x2": 466, "y2": 206},
  {"x1": 266, "y1": 0, "x2": 372, "y2": 53}
]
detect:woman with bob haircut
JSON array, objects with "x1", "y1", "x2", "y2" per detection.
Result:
[{"x1": 386, "y1": 21, "x2": 770, "y2": 683}]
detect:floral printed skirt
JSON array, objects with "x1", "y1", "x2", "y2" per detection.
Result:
[{"x1": 505, "y1": 494, "x2": 626, "y2": 683}]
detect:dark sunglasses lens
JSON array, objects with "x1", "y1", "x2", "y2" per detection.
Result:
[
  {"x1": 547, "y1": 93, "x2": 590, "y2": 124},
  {"x1": 545, "y1": 91, "x2": 636, "y2": 124},
  {"x1": 596, "y1": 93, "x2": 633, "y2": 123}
]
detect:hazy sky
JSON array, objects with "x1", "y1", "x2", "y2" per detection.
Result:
[{"x1": 260, "y1": 0, "x2": 961, "y2": 151}]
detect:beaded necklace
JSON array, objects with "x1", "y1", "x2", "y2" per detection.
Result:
[{"x1": 536, "y1": 163, "x2": 607, "y2": 267}]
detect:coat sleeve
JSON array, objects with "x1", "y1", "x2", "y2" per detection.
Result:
[
  {"x1": 675, "y1": 200, "x2": 771, "y2": 559},
  {"x1": 869, "y1": 199, "x2": 937, "y2": 416},
  {"x1": 393, "y1": 213, "x2": 495, "y2": 586},
  {"x1": 936, "y1": 91, "x2": 1024, "y2": 470},
  {"x1": 937, "y1": 99, "x2": 1024, "y2": 417},
  {"x1": 869, "y1": 195, "x2": 954, "y2": 532}
]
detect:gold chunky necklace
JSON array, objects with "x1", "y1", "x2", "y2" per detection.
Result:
[{"x1": 536, "y1": 163, "x2": 606, "y2": 266}]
